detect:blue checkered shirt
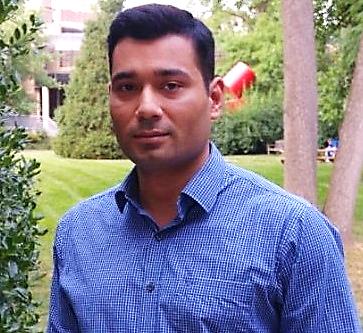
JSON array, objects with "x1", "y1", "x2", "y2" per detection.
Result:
[{"x1": 48, "y1": 143, "x2": 361, "y2": 332}]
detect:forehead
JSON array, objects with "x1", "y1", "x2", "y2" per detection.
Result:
[{"x1": 111, "y1": 35, "x2": 200, "y2": 76}]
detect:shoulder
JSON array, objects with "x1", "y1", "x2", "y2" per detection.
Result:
[
  {"x1": 221, "y1": 162, "x2": 308, "y2": 214},
  {"x1": 55, "y1": 184, "x2": 121, "y2": 244},
  {"x1": 219, "y1": 162, "x2": 341, "y2": 249},
  {"x1": 64, "y1": 184, "x2": 120, "y2": 219}
]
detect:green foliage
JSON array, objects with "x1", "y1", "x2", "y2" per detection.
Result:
[
  {"x1": 206, "y1": 0, "x2": 283, "y2": 154},
  {"x1": 212, "y1": 90, "x2": 283, "y2": 154},
  {"x1": 0, "y1": 3, "x2": 51, "y2": 115},
  {"x1": 315, "y1": 0, "x2": 363, "y2": 142},
  {"x1": 26, "y1": 131, "x2": 51, "y2": 150},
  {"x1": 0, "y1": 1, "x2": 45, "y2": 331},
  {"x1": 53, "y1": 0, "x2": 125, "y2": 159},
  {"x1": 0, "y1": 126, "x2": 44, "y2": 332},
  {"x1": 209, "y1": 1, "x2": 283, "y2": 95},
  {"x1": 6, "y1": 13, "x2": 50, "y2": 72},
  {"x1": 317, "y1": 51, "x2": 346, "y2": 143},
  {"x1": 208, "y1": 0, "x2": 363, "y2": 145},
  {"x1": 217, "y1": 15, "x2": 283, "y2": 93}
]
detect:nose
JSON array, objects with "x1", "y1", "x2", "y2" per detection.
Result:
[{"x1": 135, "y1": 86, "x2": 163, "y2": 120}]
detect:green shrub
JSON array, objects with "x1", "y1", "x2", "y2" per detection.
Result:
[
  {"x1": 53, "y1": 0, "x2": 126, "y2": 159},
  {"x1": 53, "y1": 119, "x2": 121, "y2": 159},
  {"x1": 0, "y1": 124, "x2": 45, "y2": 331},
  {"x1": 212, "y1": 91, "x2": 283, "y2": 155},
  {"x1": 26, "y1": 130, "x2": 51, "y2": 150},
  {"x1": 1, "y1": 1, "x2": 45, "y2": 331}
]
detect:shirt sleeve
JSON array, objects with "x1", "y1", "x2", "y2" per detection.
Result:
[
  {"x1": 47, "y1": 225, "x2": 80, "y2": 333},
  {"x1": 278, "y1": 207, "x2": 362, "y2": 332}
]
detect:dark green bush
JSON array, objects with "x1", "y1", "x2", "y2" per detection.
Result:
[
  {"x1": 53, "y1": 117, "x2": 122, "y2": 159},
  {"x1": 26, "y1": 131, "x2": 51, "y2": 150},
  {"x1": 53, "y1": 0, "x2": 126, "y2": 159},
  {"x1": 212, "y1": 91, "x2": 283, "y2": 155},
  {"x1": 1, "y1": 1, "x2": 45, "y2": 331},
  {"x1": 0, "y1": 123, "x2": 45, "y2": 332}
]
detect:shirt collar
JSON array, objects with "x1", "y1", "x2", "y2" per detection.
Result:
[
  {"x1": 181, "y1": 143, "x2": 226, "y2": 213},
  {"x1": 115, "y1": 142, "x2": 226, "y2": 214},
  {"x1": 115, "y1": 168, "x2": 139, "y2": 213}
]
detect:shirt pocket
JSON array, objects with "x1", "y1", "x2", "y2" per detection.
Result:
[{"x1": 159, "y1": 277, "x2": 253, "y2": 332}]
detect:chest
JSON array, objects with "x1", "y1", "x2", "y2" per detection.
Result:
[{"x1": 60, "y1": 215, "x2": 281, "y2": 332}]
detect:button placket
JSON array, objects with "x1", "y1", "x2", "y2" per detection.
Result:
[
  {"x1": 146, "y1": 282, "x2": 156, "y2": 293},
  {"x1": 139, "y1": 236, "x2": 166, "y2": 331}
]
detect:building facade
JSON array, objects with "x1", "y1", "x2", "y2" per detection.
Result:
[{"x1": 24, "y1": 0, "x2": 95, "y2": 135}]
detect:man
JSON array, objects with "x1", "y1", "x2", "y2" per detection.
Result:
[{"x1": 48, "y1": 4, "x2": 361, "y2": 332}]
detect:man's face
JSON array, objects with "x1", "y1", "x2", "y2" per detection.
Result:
[{"x1": 109, "y1": 35, "x2": 223, "y2": 173}]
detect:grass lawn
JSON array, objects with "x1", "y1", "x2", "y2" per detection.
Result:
[{"x1": 24, "y1": 150, "x2": 363, "y2": 330}]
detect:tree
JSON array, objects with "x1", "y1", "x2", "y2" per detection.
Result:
[
  {"x1": 207, "y1": 0, "x2": 283, "y2": 94},
  {"x1": 217, "y1": 0, "x2": 363, "y2": 241},
  {"x1": 53, "y1": 0, "x2": 125, "y2": 159},
  {"x1": 312, "y1": 0, "x2": 363, "y2": 242},
  {"x1": 282, "y1": 0, "x2": 318, "y2": 204},
  {"x1": 0, "y1": 1, "x2": 45, "y2": 331},
  {"x1": 208, "y1": 0, "x2": 361, "y2": 146},
  {"x1": 212, "y1": 89, "x2": 283, "y2": 154},
  {"x1": 315, "y1": 0, "x2": 363, "y2": 144},
  {"x1": 1, "y1": 3, "x2": 55, "y2": 114},
  {"x1": 205, "y1": 0, "x2": 284, "y2": 154},
  {"x1": 324, "y1": 34, "x2": 363, "y2": 243}
]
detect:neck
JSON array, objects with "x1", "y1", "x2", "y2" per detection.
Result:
[{"x1": 137, "y1": 146, "x2": 210, "y2": 227}]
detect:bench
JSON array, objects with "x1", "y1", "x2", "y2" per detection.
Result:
[
  {"x1": 266, "y1": 140, "x2": 284, "y2": 155},
  {"x1": 317, "y1": 148, "x2": 336, "y2": 162},
  {"x1": 280, "y1": 148, "x2": 336, "y2": 163}
]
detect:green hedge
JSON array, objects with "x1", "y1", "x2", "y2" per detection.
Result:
[
  {"x1": 52, "y1": 1, "x2": 126, "y2": 160},
  {"x1": 0, "y1": 124, "x2": 45, "y2": 331},
  {"x1": 212, "y1": 91, "x2": 283, "y2": 155},
  {"x1": 1, "y1": 1, "x2": 45, "y2": 330}
]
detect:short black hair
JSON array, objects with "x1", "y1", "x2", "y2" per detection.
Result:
[{"x1": 107, "y1": 4, "x2": 215, "y2": 89}]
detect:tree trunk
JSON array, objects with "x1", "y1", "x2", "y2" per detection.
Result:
[
  {"x1": 282, "y1": 0, "x2": 318, "y2": 204},
  {"x1": 324, "y1": 34, "x2": 363, "y2": 244}
]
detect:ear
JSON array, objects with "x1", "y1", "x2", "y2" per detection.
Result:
[{"x1": 209, "y1": 76, "x2": 224, "y2": 121}]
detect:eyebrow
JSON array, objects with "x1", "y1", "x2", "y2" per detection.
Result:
[
  {"x1": 111, "y1": 71, "x2": 136, "y2": 83},
  {"x1": 154, "y1": 68, "x2": 191, "y2": 79},
  {"x1": 111, "y1": 68, "x2": 191, "y2": 84}
]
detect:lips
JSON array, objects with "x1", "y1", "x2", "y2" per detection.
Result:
[{"x1": 134, "y1": 130, "x2": 169, "y2": 138}]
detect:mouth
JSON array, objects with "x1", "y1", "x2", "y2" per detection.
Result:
[
  {"x1": 134, "y1": 130, "x2": 169, "y2": 139},
  {"x1": 133, "y1": 130, "x2": 170, "y2": 146}
]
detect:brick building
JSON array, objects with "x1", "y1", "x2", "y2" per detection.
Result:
[{"x1": 23, "y1": 0, "x2": 95, "y2": 135}]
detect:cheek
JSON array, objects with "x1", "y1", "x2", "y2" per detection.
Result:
[
  {"x1": 109, "y1": 94, "x2": 134, "y2": 116},
  {"x1": 110, "y1": 113, "x2": 130, "y2": 142},
  {"x1": 174, "y1": 110, "x2": 211, "y2": 141},
  {"x1": 168, "y1": 94, "x2": 210, "y2": 122},
  {"x1": 188, "y1": 100, "x2": 211, "y2": 125},
  {"x1": 110, "y1": 103, "x2": 133, "y2": 127}
]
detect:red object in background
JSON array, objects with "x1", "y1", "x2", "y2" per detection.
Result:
[
  {"x1": 223, "y1": 62, "x2": 256, "y2": 98},
  {"x1": 225, "y1": 98, "x2": 244, "y2": 111}
]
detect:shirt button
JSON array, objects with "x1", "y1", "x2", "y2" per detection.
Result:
[
  {"x1": 146, "y1": 282, "x2": 155, "y2": 293},
  {"x1": 153, "y1": 233, "x2": 162, "y2": 241}
]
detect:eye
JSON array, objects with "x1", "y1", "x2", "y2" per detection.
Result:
[
  {"x1": 164, "y1": 82, "x2": 182, "y2": 92},
  {"x1": 113, "y1": 82, "x2": 136, "y2": 93},
  {"x1": 120, "y1": 83, "x2": 136, "y2": 92}
]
